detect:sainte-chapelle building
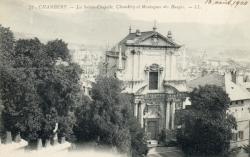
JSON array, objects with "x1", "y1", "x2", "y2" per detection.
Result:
[{"x1": 105, "y1": 26, "x2": 189, "y2": 141}]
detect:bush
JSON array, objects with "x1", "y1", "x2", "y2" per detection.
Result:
[
  {"x1": 74, "y1": 76, "x2": 148, "y2": 156},
  {"x1": 129, "y1": 117, "x2": 148, "y2": 157},
  {"x1": 177, "y1": 85, "x2": 237, "y2": 156}
]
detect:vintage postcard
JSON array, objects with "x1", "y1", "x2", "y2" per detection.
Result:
[{"x1": 0, "y1": 0, "x2": 250, "y2": 157}]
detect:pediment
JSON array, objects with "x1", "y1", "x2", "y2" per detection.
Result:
[
  {"x1": 120, "y1": 31, "x2": 181, "y2": 48},
  {"x1": 139, "y1": 32, "x2": 179, "y2": 47}
]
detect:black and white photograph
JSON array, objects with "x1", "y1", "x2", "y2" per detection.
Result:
[{"x1": 0, "y1": 0, "x2": 250, "y2": 156}]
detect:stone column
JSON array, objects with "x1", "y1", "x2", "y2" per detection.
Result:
[
  {"x1": 140, "y1": 103, "x2": 145, "y2": 128},
  {"x1": 137, "y1": 51, "x2": 140, "y2": 79},
  {"x1": 171, "y1": 54, "x2": 177, "y2": 80},
  {"x1": 127, "y1": 51, "x2": 132, "y2": 80},
  {"x1": 164, "y1": 50, "x2": 167, "y2": 80},
  {"x1": 137, "y1": 103, "x2": 141, "y2": 125},
  {"x1": 131, "y1": 51, "x2": 135, "y2": 91},
  {"x1": 134, "y1": 103, "x2": 138, "y2": 117},
  {"x1": 133, "y1": 52, "x2": 137, "y2": 81},
  {"x1": 169, "y1": 103, "x2": 172, "y2": 129},
  {"x1": 165, "y1": 50, "x2": 171, "y2": 80},
  {"x1": 172, "y1": 102, "x2": 176, "y2": 129},
  {"x1": 166, "y1": 102, "x2": 170, "y2": 130},
  {"x1": 169, "y1": 53, "x2": 172, "y2": 80},
  {"x1": 139, "y1": 51, "x2": 143, "y2": 80}
]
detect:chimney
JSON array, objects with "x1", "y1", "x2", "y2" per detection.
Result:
[
  {"x1": 167, "y1": 31, "x2": 172, "y2": 40},
  {"x1": 153, "y1": 20, "x2": 157, "y2": 32},
  {"x1": 231, "y1": 70, "x2": 237, "y2": 83},
  {"x1": 129, "y1": 25, "x2": 132, "y2": 34},
  {"x1": 135, "y1": 29, "x2": 141, "y2": 36}
]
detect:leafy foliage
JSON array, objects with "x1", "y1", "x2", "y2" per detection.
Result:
[
  {"x1": 0, "y1": 25, "x2": 15, "y2": 66},
  {"x1": 177, "y1": 85, "x2": 237, "y2": 156},
  {"x1": 0, "y1": 25, "x2": 82, "y2": 144},
  {"x1": 0, "y1": 25, "x2": 15, "y2": 137},
  {"x1": 190, "y1": 85, "x2": 230, "y2": 113},
  {"x1": 129, "y1": 116, "x2": 148, "y2": 157},
  {"x1": 74, "y1": 76, "x2": 131, "y2": 152},
  {"x1": 74, "y1": 76, "x2": 148, "y2": 156},
  {"x1": 44, "y1": 39, "x2": 70, "y2": 63}
]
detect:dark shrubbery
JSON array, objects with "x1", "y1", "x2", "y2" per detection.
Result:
[
  {"x1": 74, "y1": 76, "x2": 148, "y2": 156},
  {"x1": 177, "y1": 85, "x2": 237, "y2": 156},
  {"x1": 0, "y1": 25, "x2": 148, "y2": 156},
  {"x1": 0, "y1": 25, "x2": 82, "y2": 146}
]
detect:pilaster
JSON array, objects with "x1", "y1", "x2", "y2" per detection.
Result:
[
  {"x1": 134, "y1": 103, "x2": 138, "y2": 117},
  {"x1": 172, "y1": 102, "x2": 176, "y2": 129},
  {"x1": 166, "y1": 101, "x2": 170, "y2": 130}
]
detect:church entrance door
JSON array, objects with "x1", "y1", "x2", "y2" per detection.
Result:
[{"x1": 147, "y1": 120, "x2": 158, "y2": 140}]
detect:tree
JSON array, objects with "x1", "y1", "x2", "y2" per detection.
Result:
[
  {"x1": 0, "y1": 25, "x2": 15, "y2": 136},
  {"x1": 177, "y1": 85, "x2": 237, "y2": 156},
  {"x1": 73, "y1": 94, "x2": 94, "y2": 142},
  {"x1": 44, "y1": 39, "x2": 71, "y2": 64},
  {"x1": 74, "y1": 76, "x2": 148, "y2": 156},
  {"x1": 129, "y1": 116, "x2": 148, "y2": 157},
  {"x1": 0, "y1": 25, "x2": 15, "y2": 66},
  {"x1": 0, "y1": 26, "x2": 82, "y2": 145},
  {"x1": 74, "y1": 76, "x2": 131, "y2": 152},
  {"x1": 1, "y1": 38, "x2": 44, "y2": 142},
  {"x1": 0, "y1": 101, "x2": 3, "y2": 136}
]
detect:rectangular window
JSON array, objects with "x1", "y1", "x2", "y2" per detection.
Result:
[
  {"x1": 239, "y1": 131, "x2": 244, "y2": 140},
  {"x1": 149, "y1": 72, "x2": 158, "y2": 90},
  {"x1": 232, "y1": 133, "x2": 238, "y2": 141}
]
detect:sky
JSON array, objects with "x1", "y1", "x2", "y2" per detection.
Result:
[{"x1": 0, "y1": 0, "x2": 250, "y2": 59}]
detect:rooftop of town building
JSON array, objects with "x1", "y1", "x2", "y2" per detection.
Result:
[{"x1": 187, "y1": 72, "x2": 250, "y2": 101}]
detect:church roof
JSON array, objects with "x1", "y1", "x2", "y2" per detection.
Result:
[
  {"x1": 119, "y1": 31, "x2": 154, "y2": 44},
  {"x1": 187, "y1": 73, "x2": 250, "y2": 101},
  {"x1": 106, "y1": 29, "x2": 181, "y2": 58},
  {"x1": 118, "y1": 30, "x2": 181, "y2": 48}
]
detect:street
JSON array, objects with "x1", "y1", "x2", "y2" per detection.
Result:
[{"x1": 147, "y1": 147, "x2": 184, "y2": 157}]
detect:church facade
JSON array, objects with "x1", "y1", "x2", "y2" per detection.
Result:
[{"x1": 105, "y1": 26, "x2": 188, "y2": 141}]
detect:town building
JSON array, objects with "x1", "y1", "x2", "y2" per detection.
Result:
[
  {"x1": 70, "y1": 45, "x2": 102, "y2": 96},
  {"x1": 187, "y1": 72, "x2": 250, "y2": 148},
  {"x1": 70, "y1": 46, "x2": 101, "y2": 79},
  {"x1": 105, "y1": 26, "x2": 189, "y2": 142},
  {"x1": 236, "y1": 71, "x2": 250, "y2": 92}
]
